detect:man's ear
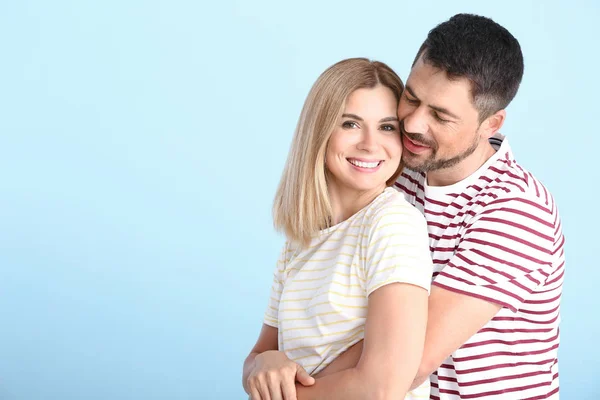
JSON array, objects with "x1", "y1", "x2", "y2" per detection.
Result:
[{"x1": 481, "y1": 109, "x2": 506, "y2": 138}]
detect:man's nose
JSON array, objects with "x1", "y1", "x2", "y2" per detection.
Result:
[{"x1": 402, "y1": 106, "x2": 428, "y2": 135}]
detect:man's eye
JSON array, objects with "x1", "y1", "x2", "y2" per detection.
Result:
[
  {"x1": 433, "y1": 112, "x2": 450, "y2": 124},
  {"x1": 342, "y1": 121, "x2": 358, "y2": 129},
  {"x1": 404, "y1": 93, "x2": 418, "y2": 104}
]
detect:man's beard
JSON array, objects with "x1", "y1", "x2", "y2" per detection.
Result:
[{"x1": 401, "y1": 126, "x2": 480, "y2": 173}]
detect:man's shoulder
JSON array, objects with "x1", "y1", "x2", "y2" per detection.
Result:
[
  {"x1": 396, "y1": 169, "x2": 426, "y2": 189},
  {"x1": 477, "y1": 155, "x2": 557, "y2": 213},
  {"x1": 470, "y1": 156, "x2": 563, "y2": 246},
  {"x1": 394, "y1": 169, "x2": 425, "y2": 205}
]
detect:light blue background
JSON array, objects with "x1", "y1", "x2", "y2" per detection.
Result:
[{"x1": 0, "y1": 1, "x2": 597, "y2": 399}]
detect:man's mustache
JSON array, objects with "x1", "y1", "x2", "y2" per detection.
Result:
[{"x1": 400, "y1": 122, "x2": 436, "y2": 149}]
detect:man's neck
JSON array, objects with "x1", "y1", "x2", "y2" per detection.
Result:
[{"x1": 427, "y1": 142, "x2": 497, "y2": 187}]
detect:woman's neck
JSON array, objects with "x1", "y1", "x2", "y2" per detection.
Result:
[{"x1": 328, "y1": 183, "x2": 386, "y2": 226}]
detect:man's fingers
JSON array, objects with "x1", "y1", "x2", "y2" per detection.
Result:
[{"x1": 295, "y1": 366, "x2": 315, "y2": 386}]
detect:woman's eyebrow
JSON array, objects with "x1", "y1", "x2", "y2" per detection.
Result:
[
  {"x1": 342, "y1": 114, "x2": 399, "y2": 123},
  {"x1": 342, "y1": 113, "x2": 363, "y2": 121}
]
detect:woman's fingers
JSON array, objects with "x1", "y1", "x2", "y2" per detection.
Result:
[
  {"x1": 295, "y1": 365, "x2": 315, "y2": 387},
  {"x1": 281, "y1": 376, "x2": 298, "y2": 400},
  {"x1": 249, "y1": 386, "x2": 262, "y2": 400},
  {"x1": 257, "y1": 381, "x2": 272, "y2": 400},
  {"x1": 266, "y1": 371, "x2": 283, "y2": 400},
  {"x1": 248, "y1": 351, "x2": 307, "y2": 400}
]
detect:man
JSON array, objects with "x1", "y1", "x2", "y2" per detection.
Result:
[
  {"x1": 297, "y1": 13, "x2": 564, "y2": 400},
  {"x1": 390, "y1": 13, "x2": 563, "y2": 399}
]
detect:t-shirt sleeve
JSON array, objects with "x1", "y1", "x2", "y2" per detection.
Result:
[
  {"x1": 263, "y1": 244, "x2": 288, "y2": 328},
  {"x1": 432, "y1": 193, "x2": 563, "y2": 312},
  {"x1": 364, "y1": 202, "x2": 433, "y2": 296}
]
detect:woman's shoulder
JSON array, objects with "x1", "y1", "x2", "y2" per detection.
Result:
[
  {"x1": 360, "y1": 188, "x2": 428, "y2": 234},
  {"x1": 367, "y1": 188, "x2": 421, "y2": 217},
  {"x1": 361, "y1": 188, "x2": 430, "y2": 250}
]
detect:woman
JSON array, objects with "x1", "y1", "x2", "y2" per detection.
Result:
[{"x1": 242, "y1": 58, "x2": 433, "y2": 400}]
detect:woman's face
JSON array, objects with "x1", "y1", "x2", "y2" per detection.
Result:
[{"x1": 325, "y1": 85, "x2": 402, "y2": 198}]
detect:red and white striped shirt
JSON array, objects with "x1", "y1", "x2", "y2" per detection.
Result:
[{"x1": 395, "y1": 135, "x2": 564, "y2": 399}]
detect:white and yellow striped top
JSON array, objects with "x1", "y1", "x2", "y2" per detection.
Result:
[{"x1": 264, "y1": 187, "x2": 433, "y2": 399}]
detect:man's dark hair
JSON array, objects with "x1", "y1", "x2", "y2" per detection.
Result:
[{"x1": 414, "y1": 14, "x2": 524, "y2": 122}]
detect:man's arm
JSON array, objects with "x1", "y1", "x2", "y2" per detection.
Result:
[
  {"x1": 411, "y1": 285, "x2": 501, "y2": 388},
  {"x1": 297, "y1": 282, "x2": 429, "y2": 400},
  {"x1": 311, "y1": 285, "x2": 502, "y2": 391},
  {"x1": 314, "y1": 191, "x2": 560, "y2": 391}
]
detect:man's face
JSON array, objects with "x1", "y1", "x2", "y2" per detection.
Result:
[{"x1": 398, "y1": 56, "x2": 485, "y2": 173}]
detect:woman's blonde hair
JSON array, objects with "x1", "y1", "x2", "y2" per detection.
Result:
[{"x1": 273, "y1": 58, "x2": 404, "y2": 247}]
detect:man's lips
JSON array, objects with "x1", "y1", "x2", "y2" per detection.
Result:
[{"x1": 403, "y1": 133, "x2": 431, "y2": 154}]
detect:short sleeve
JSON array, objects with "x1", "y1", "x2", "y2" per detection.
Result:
[
  {"x1": 364, "y1": 201, "x2": 433, "y2": 296},
  {"x1": 263, "y1": 244, "x2": 288, "y2": 328},
  {"x1": 433, "y1": 193, "x2": 563, "y2": 313}
]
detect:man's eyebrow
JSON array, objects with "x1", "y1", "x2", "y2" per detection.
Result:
[
  {"x1": 405, "y1": 84, "x2": 460, "y2": 120},
  {"x1": 430, "y1": 105, "x2": 460, "y2": 120},
  {"x1": 405, "y1": 85, "x2": 419, "y2": 100}
]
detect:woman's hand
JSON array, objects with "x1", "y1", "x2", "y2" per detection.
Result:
[{"x1": 246, "y1": 350, "x2": 315, "y2": 400}]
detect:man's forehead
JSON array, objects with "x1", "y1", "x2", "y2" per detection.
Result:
[{"x1": 406, "y1": 63, "x2": 472, "y2": 103}]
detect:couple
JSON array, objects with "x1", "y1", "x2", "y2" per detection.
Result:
[{"x1": 243, "y1": 14, "x2": 564, "y2": 400}]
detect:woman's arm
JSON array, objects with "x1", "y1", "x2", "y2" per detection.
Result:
[
  {"x1": 243, "y1": 324, "x2": 315, "y2": 400},
  {"x1": 243, "y1": 241, "x2": 317, "y2": 399},
  {"x1": 242, "y1": 324, "x2": 278, "y2": 394},
  {"x1": 296, "y1": 282, "x2": 428, "y2": 400},
  {"x1": 312, "y1": 341, "x2": 363, "y2": 379}
]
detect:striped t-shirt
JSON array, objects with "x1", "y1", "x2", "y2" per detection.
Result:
[
  {"x1": 395, "y1": 134, "x2": 565, "y2": 400},
  {"x1": 264, "y1": 187, "x2": 434, "y2": 399}
]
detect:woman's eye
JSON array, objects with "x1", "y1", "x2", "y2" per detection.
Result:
[
  {"x1": 381, "y1": 125, "x2": 397, "y2": 132},
  {"x1": 342, "y1": 121, "x2": 358, "y2": 129}
]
